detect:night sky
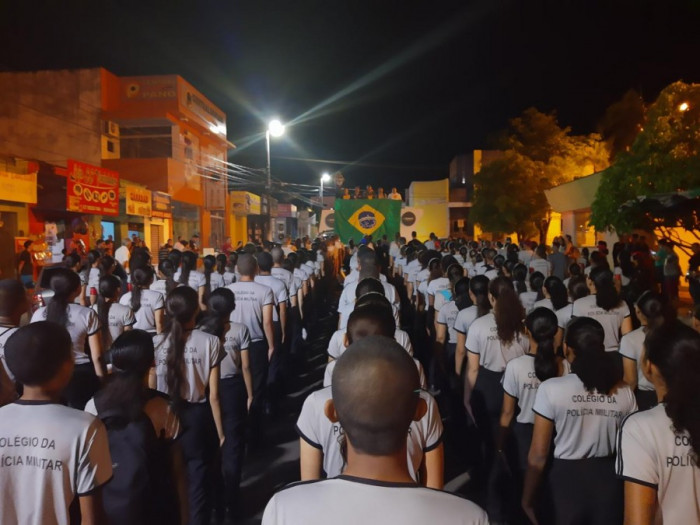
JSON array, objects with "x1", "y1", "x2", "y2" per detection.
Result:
[{"x1": 2, "y1": 0, "x2": 700, "y2": 193}]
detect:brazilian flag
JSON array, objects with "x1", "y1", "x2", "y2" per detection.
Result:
[{"x1": 333, "y1": 199, "x2": 401, "y2": 243}]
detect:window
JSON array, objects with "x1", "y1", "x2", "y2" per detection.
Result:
[{"x1": 120, "y1": 126, "x2": 173, "y2": 159}]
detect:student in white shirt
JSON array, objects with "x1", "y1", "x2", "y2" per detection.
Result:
[
  {"x1": 31, "y1": 269, "x2": 104, "y2": 409},
  {"x1": 175, "y1": 250, "x2": 206, "y2": 310},
  {"x1": 466, "y1": 276, "x2": 528, "y2": 519},
  {"x1": 198, "y1": 288, "x2": 253, "y2": 518},
  {"x1": 267, "y1": 335, "x2": 488, "y2": 525},
  {"x1": 151, "y1": 258, "x2": 178, "y2": 297},
  {"x1": 85, "y1": 249, "x2": 102, "y2": 305},
  {"x1": 512, "y1": 262, "x2": 529, "y2": 296},
  {"x1": 153, "y1": 286, "x2": 224, "y2": 525},
  {"x1": 120, "y1": 267, "x2": 165, "y2": 334},
  {"x1": 0, "y1": 279, "x2": 28, "y2": 405},
  {"x1": 93, "y1": 275, "x2": 134, "y2": 350},
  {"x1": 620, "y1": 290, "x2": 671, "y2": 411},
  {"x1": 214, "y1": 253, "x2": 230, "y2": 288},
  {"x1": 499, "y1": 307, "x2": 569, "y2": 474},
  {"x1": 0, "y1": 322, "x2": 112, "y2": 525},
  {"x1": 203, "y1": 254, "x2": 225, "y2": 300},
  {"x1": 454, "y1": 275, "x2": 491, "y2": 378},
  {"x1": 520, "y1": 271, "x2": 544, "y2": 315},
  {"x1": 522, "y1": 317, "x2": 637, "y2": 525},
  {"x1": 572, "y1": 267, "x2": 633, "y2": 352},
  {"x1": 436, "y1": 276, "x2": 470, "y2": 377},
  {"x1": 617, "y1": 321, "x2": 700, "y2": 525},
  {"x1": 556, "y1": 276, "x2": 589, "y2": 335},
  {"x1": 85, "y1": 329, "x2": 181, "y2": 525},
  {"x1": 528, "y1": 245, "x2": 551, "y2": 277}
]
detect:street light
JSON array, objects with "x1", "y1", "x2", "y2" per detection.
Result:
[
  {"x1": 679, "y1": 102, "x2": 690, "y2": 112},
  {"x1": 266, "y1": 119, "x2": 286, "y2": 189},
  {"x1": 320, "y1": 172, "x2": 331, "y2": 209}
]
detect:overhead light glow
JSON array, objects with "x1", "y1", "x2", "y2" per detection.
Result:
[
  {"x1": 321, "y1": 172, "x2": 331, "y2": 183},
  {"x1": 679, "y1": 102, "x2": 690, "y2": 112},
  {"x1": 268, "y1": 119, "x2": 286, "y2": 137}
]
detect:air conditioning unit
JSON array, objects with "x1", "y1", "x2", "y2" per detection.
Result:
[
  {"x1": 101, "y1": 136, "x2": 120, "y2": 160},
  {"x1": 101, "y1": 120, "x2": 120, "y2": 138}
]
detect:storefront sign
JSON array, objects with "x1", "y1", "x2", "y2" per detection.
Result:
[
  {"x1": 0, "y1": 164, "x2": 37, "y2": 204},
  {"x1": 122, "y1": 75, "x2": 178, "y2": 101},
  {"x1": 152, "y1": 191, "x2": 172, "y2": 219},
  {"x1": 277, "y1": 203, "x2": 297, "y2": 218},
  {"x1": 231, "y1": 191, "x2": 261, "y2": 216},
  {"x1": 66, "y1": 160, "x2": 119, "y2": 216},
  {"x1": 180, "y1": 80, "x2": 227, "y2": 137},
  {"x1": 125, "y1": 185, "x2": 152, "y2": 216}
]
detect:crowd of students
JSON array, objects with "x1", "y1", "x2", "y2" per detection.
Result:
[{"x1": 0, "y1": 232, "x2": 698, "y2": 525}]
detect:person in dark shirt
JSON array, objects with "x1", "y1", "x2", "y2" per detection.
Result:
[{"x1": 17, "y1": 240, "x2": 34, "y2": 288}]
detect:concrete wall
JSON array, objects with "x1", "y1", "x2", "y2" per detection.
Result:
[{"x1": 0, "y1": 69, "x2": 103, "y2": 166}]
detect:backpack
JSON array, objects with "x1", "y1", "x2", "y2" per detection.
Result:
[{"x1": 98, "y1": 408, "x2": 159, "y2": 525}]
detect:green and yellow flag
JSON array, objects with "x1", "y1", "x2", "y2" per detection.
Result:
[{"x1": 333, "y1": 199, "x2": 401, "y2": 243}]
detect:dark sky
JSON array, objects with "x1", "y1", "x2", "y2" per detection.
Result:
[{"x1": 2, "y1": 0, "x2": 700, "y2": 193}]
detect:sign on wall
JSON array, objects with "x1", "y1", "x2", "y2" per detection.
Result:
[
  {"x1": 125, "y1": 185, "x2": 152, "y2": 216},
  {"x1": 231, "y1": 191, "x2": 261, "y2": 216},
  {"x1": 152, "y1": 191, "x2": 172, "y2": 219},
  {"x1": 66, "y1": 160, "x2": 119, "y2": 216}
]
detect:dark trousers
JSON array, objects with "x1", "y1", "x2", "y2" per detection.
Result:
[
  {"x1": 267, "y1": 321, "x2": 284, "y2": 397},
  {"x1": 549, "y1": 456, "x2": 622, "y2": 525},
  {"x1": 63, "y1": 362, "x2": 100, "y2": 410},
  {"x1": 220, "y1": 376, "x2": 248, "y2": 516},
  {"x1": 179, "y1": 401, "x2": 218, "y2": 525},
  {"x1": 248, "y1": 340, "x2": 269, "y2": 438}
]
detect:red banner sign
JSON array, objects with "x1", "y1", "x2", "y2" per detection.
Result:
[{"x1": 66, "y1": 160, "x2": 119, "y2": 216}]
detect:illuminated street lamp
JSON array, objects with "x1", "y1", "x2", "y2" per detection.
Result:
[
  {"x1": 320, "y1": 172, "x2": 331, "y2": 208},
  {"x1": 679, "y1": 102, "x2": 690, "y2": 112},
  {"x1": 266, "y1": 119, "x2": 286, "y2": 189}
]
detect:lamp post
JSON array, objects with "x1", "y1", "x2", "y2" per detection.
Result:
[
  {"x1": 320, "y1": 172, "x2": 331, "y2": 209},
  {"x1": 266, "y1": 119, "x2": 285, "y2": 189}
]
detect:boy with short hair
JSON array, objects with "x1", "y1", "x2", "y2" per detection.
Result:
[
  {"x1": 269, "y1": 336, "x2": 487, "y2": 525},
  {"x1": 0, "y1": 321, "x2": 113, "y2": 525}
]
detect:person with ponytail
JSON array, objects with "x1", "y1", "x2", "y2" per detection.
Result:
[
  {"x1": 31, "y1": 268, "x2": 104, "y2": 408},
  {"x1": 85, "y1": 329, "x2": 181, "y2": 525},
  {"x1": 573, "y1": 266, "x2": 633, "y2": 352},
  {"x1": 556, "y1": 275, "x2": 589, "y2": 334},
  {"x1": 454, "y1": 275, "x2": 491, "y2": 376},
  {"x1": 198, "y1": 288, "x2": 253, "y2": 518},
  {"x1": 215, "y1": 253, "x2": 228, "y2": 286},
  {"x1": 224, "y1": 252, "x2": 239, "y2": 285},
  {"x1": 153, "y1": 287, "x2": 224, "y2": 525},
  {"x1": 617, "y1": 321, "x2": 700, "y2": 524},
  {"x1": 499, "y1": 308, "x2": 568, "y2": 473},
  {"x1": 203, "y1": 254, "x2": 224, "y2": 302},
  {"x1": 620, "y1": 291, "x2": 672, "y2": 410},
  {"x1": 520, "y1": 271, "x2": 545, "y2": 315},
  {"x1": 436, "y1": 276, "x2": 471, "y2": 377},
  {"x1": 93, "y1": 275, "x2": 134, "y2": 349},
  {"x1": 534, "y1": 275, "x2": 569, "y2": 313},
  {"x1": 86, "y1": 249, "x2": 102, "y2": 305},
  {"x1": 64, "y1": 252, "x2": 88, "y2": 305},
  {"x1": 175, "y1": 250, "x2": 207, "y2": 310},
  {"x1": 120, "y1": 266, "x2": 164, "y2": 334},
  {"x1": 512, "y1": 263, "x2": 529, "y2": 295},
  {"x1": 428, "y1": 258, "x2": 458, "y2": 315},
  {"x1": 522, "y1": 317, "x2": 637, "y2": 525},
  {"x1": 466, "y1": 276, "x2": 529, "y2": 520},
  {"x1": 151, "y1": 258, "x2": 178, "y2": 297}
]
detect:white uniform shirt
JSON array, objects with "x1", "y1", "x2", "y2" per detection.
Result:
[
  {"x1": 296, "y1": 388, "x2": 441, "y2": 480},
  {"x1": 327, "y1": 328, "x2": 413, "y2": 359},
  {"x1": 572, "y1": 295, "x2": 631, "y2": 351},
  {"x1": 502, "y1": 354, "x2": 571, "y2": 424},
  {"x1": 428, "y1": 277, "x2": 452, "y2": 312},
  {"x1": 344, "y1": 269, "x2": 387, "y2": 287},
  {"x1": 31, "y1": 304, "x2": 100, "y2": 365},
  {"x1": 0, "y1": 401, "x2": 112, "y2": 525},
  {"x1": 150, "y1": 279, "x2": 170, "y2": 297},
  {"x1": 465, "y1": 312, "x2": 529, "y2": 372},
  {"x1": 223, "y1": 271, "x2": 237, "y2": 286},
  {"x1": 532, "y1": 298, "x2": 554, "y2": 312},
  {"x1": 556, "y1": 303, "x2": 575, "y2": 330},
  {"x1": 271, "y1": 267, "x2": 293, "y2": 294},
  {"x1": 532, "y1": 374, "x2": 636, "y2": 459},
  {"x1": 529, "y1": 258, "x2": 551, "y2": 277},
  {"x1": 262, "y1": 476, "x2": 488, "y2": 525},
  {"x1": 220, "y1": 322, "x2": 251, "y2": 379},
  {"x1": 519, "y1": 291, "x2": 539, "y2": 314},
  {"x1": 437, "y1": 300, "x2": 459, "y2": 344},
  {"x1": 619, "y1": 327, "x2": 655, "y2": 392},
  {"x1": 337, "y1": 280, "x2": 399, "y2": 329},
  {"x1": 154, "y1": 329, "x2": 223, "y2": 403},
  {"x1": 87, "y1": 267, "x2": 100, "y2": 293},
  {"x1": 454, "y1": 305, "x2": 479, "y2": 337},
  {"x1": 208, "y1": 272, "x2": 225, "y2": 292},
  {"x1": 173, "y1": 269, "x2": 206, "y2": 291},
  {"x1": 119, "y1": 289, "x2": 164, "y2": 333},
  {"x1": 91, "y1": 302, "x2": 135, "y2": 348},
  {"x1": 226, "y1": 281, "x2": 275, "y2": 342},
  {"x1": 0, "y1": 326, "x2": 19, "y2": 382},
  {"x1": 255, "y1": 275, "x2": 288, "y2": 323},
  {"x1": 617, "y1": 404, "x2": 700, "y2": 525}
]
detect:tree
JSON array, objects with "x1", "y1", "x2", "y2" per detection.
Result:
[
  {"x1": 472, "y1": 108, "x2": 610, "y2": 243},
  {"x1": 591, "y1": 81, "x2": 700, "y2": 235},
  {"x1": 597, "y1": 89, "x2": 646, "y2": 160}
]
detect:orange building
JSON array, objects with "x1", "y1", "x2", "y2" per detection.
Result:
[{"x1": 101, "y1": 70, "x2": 234, "y2": 252}]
